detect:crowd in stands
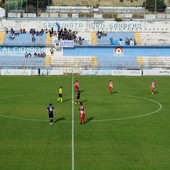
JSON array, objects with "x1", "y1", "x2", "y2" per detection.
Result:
[
  {"x1": 4, "y1": 27, "x2": 136, "y2": 46},
  {"x1": 49, "y1": 27, "x2": 85, "y2": 45},
  {"x1": 58, "y1": 28, "x2": 77, "y2": 40},
  {"x1": 119, "y1": 38, "x2": 136, "y2": 46},
  {"x1": 25, "y1": 52, "x2": 46, "y2": 58},
  {"x1": 6, "y1": 28, "x2": 26, "y2": 40},
  {"x1": 96, "y1": 31, "x2": 107, "y2": 38},
  {"x1": 29, "y1": 28, "x2": 45, "y2": 36},
  {"x1": 5, "y1": 28, "x2": 46, "y2": 43},
  {"x1": 96, "y1": 31, "x2": 136, "y2": 46}
]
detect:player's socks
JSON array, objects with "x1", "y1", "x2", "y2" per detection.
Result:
[{"x1": 50, "y1": 119, "x2": 53, "y2": 124}]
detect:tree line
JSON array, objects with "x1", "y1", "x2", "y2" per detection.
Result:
[{"x1": 0, "y1": 0, "x2": 167, "y2": 13}]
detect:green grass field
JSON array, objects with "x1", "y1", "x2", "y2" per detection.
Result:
[{"x1": 0, "y1": 75, "x2": 170, "y2": 170}]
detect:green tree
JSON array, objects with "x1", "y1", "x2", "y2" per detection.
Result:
[
  {"x1": 23, "y1": 0, "x2": 52, "y2": 12},
  {"x1": 143, "y1": 0, "x2": 166, "y2": 12}
]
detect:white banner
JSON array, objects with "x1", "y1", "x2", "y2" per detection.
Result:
[
  {"x1": 80, "y1": 70, "x2": 142, "y2": 76},
  {"x1": 60, "y1": 40, "x2": 74, "y2": 47},
  {"x1": 1, "y1": 20, "x2": 170, "y2": 32},
  {"x1": 1, "y1": 69, "x2": 32, "y2": 75},
  {"x1": 1, "y1": 69, "x2": 170, "y2": 76},
  {"x1": 143, "y1": 70, "x2": 170, "y2": 76},
  {"x1": 95, "y1": 70, "x2": 112, "y2": 75},
  {"x1": 112, "y1": 70, "x2": 141, "y2": 76},
  {"x1": 48, "y1": 70, "x2": 64, "y2": 75},
  {"x1": 31, "y1": 69, "x2": 48, "y2": 76},
  {"x1": 80, "y1": 70, "x2": 96, "y2": 75}
]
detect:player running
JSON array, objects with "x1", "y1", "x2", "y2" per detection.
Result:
[
  {"x1": 108, "y1": 80, "x2": 113, "y2": 94},
  {"x1": 151, "y1": 80, "x2": 156, "y2": 94},
  {"x1": 79, "y1": 102, "x2": 85, "y2": 124},
  {"x1": 74, "y1": 80, "x2": 80, "y2": 93},
  {"x1": 47, "y1": 103, "x2": 55, "y2": 125}
]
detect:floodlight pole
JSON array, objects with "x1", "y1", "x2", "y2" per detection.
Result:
[
  {"x1": 5, "y1": 0, "x2": 9, "y2": 18},
  {"x1": 155, "y1": 0, "x2": 157, "y2": 13},
  {"x1": 37, "y1": 0, "x2": 38, "y2": 15},
  {"x1": 26, "y1": 0, "x2": 28, "y2": 13},
  {"x1": 5, "y1": 0, "x2": 7, "y2": 18}
]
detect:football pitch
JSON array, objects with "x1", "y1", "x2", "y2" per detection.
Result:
[{"x1": 0, "y1": 75, "x2": 170, "y2": 170}]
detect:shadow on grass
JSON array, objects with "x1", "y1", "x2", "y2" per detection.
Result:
[
  {"x1": 54, "y1": 117, "x2": 65, "y2": 123},
  {"x1": 81, "y1": 99, "x2": 87, "y2": 103},
  {"x1": 111, "y1": 91, "x2": 117, "y2": 94},
  {"x1": 84, "y1": 117, "x2": 94, "y2": 124},
  {"x1": 62, "y1": 99, "x2": 71, "y2": 102},
  {"x1": 80, "y1": 90, "x2": 85, "y2": 93}
]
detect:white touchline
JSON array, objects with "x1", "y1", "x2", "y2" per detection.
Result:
[{"x1": 71, "y1": 74, "x2": 75, "y2": 170}]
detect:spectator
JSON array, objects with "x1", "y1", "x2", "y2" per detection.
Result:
[
  {"x1": 50, "y1": 47, "x2": 54, "y2": 55},
  {"x1": 34, "y1": 52, "x2": 37, "y2": 57},
  {"x1": 32, "y1": 36, "x2": 36, "y2": 42}
]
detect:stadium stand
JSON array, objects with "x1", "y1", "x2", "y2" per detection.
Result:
[
  {"x1": 137, "y1": 56, "x2": 144, "y2": 68},
  {"x1": 91, "y1": 32, "x2": 98, "y2": 46},
  {"x1": 0, "y1": 31, "x2": 5, "y2": 45},
  {"x1": 46, "y1": 32, "x2": 53, "y2": 46},
  {"x1": 98, "y1": 6, "x2": 144, "y2": 14},
  {"x1": 97, "y1": 32, "x2": 136, "y2": 46},
  {"x1": 76, "y1": 32, "x2": 91, "y2": 45},
  {"x1": 1, "y1": 10, "x2": 170, "y2": 72},
  {"x1": 97, "y1": 56, "x2": 139, "y2": 70},
  {"x1": 140, "y1": 32, "x2": 170, "y2": 46},
  {"x1": 4, "y1": 29, "x2": 46, "y2": 46},
  {"x1": 0, "y1": 54, "x2": 45, "y2": 68},
  {"x1": 50, "y1": 56, "x2": 98, "y2": 70},
  {"x1": 45, "y1": 55, "x2": 52, "y2": 67},
  {"x1": 3, "y1": 28, "x2": 170, "y2": 48},
  {"x1": 134, "y1": 32, "x2": 142, "y2": 45},
  {"x1": 137, "y1": 56, "x2": 170, "y2": 68}
]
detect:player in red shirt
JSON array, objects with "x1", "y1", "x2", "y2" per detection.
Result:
[
  {"x1": 151, "y1": 80, "x2": 156, "y2": 94},
  {"x1": 79, "y1": 102, "x2": 85, "y2": 124},
  {"x1": 108, "y1": 80, "x2": 113, "y2": 94},
  {"x1": 74, "y1": 80, "x2": 80, "y2": 93}
]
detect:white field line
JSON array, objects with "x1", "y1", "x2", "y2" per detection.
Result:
[
  {"x1": 91, "y1": 95, "x2": 163, "y2": 122},
  {"x1": 71, "y1": 75, "x2": 75, "y2": 170},
  {"x1": 0, "y1": 94, "x2": 162, "y2": 123}
]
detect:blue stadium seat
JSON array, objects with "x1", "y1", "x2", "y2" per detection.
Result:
[
  {"x1": 4, "y1": 32, "x2": 46, "y2": 46},
  {"x1": 0, "y1": 53, "x2": 45, "y2": 67},
  {"x1": 97, "y1": 32, "x2": 135, "y2": 46},
  {"x1": 97, "y1": 56, "x2": 138, "y2": 70}
]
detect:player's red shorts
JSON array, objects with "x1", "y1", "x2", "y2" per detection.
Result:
[
  {"x1": 109, "y1": 86, "x2": 113, "y2": 90},
  {"x1": 80, "y1": 113, "x2": 85, "y2": 118},
  {"x1": 75, "y1": 85, "x2": 79, "y2": 92}
]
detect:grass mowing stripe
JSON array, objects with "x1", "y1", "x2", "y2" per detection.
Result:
[
  {"x1": 91, "y1": 94, "x2": 163, "y2": 122},
  {"x1": 0, "y1": 94, "x2": 162, "y2": 122},
  {"x1": 0, "y1": 76, "x2": 170, "y2": 170}
]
